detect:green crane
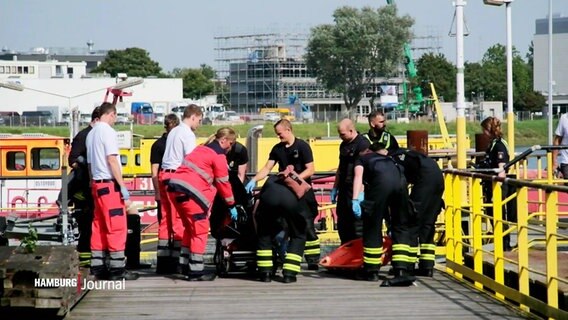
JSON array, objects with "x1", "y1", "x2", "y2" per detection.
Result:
[{"x1": 386, "y1": 0, "x2": 425, "y2": 116}]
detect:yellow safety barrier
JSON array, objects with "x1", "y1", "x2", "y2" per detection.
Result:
[{"x1": 443, "y1": 163, "x2": 568, "y2": 319}]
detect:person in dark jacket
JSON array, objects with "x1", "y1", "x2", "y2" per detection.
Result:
[
  {"x1": 150, "y1": 114, "x2": 180, "y2": 223},
  {"x1": 67, "y1": 107, "x2": 100, "y2": 267}
]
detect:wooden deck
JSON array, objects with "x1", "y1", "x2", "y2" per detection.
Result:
[{"x1": 64, "y1": 268, "x2": 529, "y2": 320}]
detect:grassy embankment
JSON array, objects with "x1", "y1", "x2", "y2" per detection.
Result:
[{"x1": 0, "y1": 119, "x2": 553, "y2": 147}]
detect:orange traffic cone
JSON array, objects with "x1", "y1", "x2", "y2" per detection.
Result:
[{"x1": 319, "y1": 236, "x2": 392, "y2": 270}]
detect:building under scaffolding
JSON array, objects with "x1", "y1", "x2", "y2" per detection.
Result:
[{"x1": 214, "y1": 31, "x2": 442, "y2": 115}]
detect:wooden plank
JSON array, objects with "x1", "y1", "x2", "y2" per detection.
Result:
[{"x1": 65, "y1": 269, "x2": 529, "y2": 320}]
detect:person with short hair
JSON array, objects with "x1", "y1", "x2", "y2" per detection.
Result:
[
  {"x1": 332, "y1": 118, "x2": 370, "y2": 244},
  {"x1": 67, "y1": 107, "x2": 100, "y2": 267},
  {"x1": 150, "y1": 114, "x2": 180, "y2": 223},
  {"x1": 352, "y1": 142, "x2": 413, "y2": 285},
  {"x1": 167, "y1": 127, "x2": 238, "y2": 281},
  {"x1": 156, "y1": 104, "x2": 203, "y2": 274},
  {"x1": 86, "y1": 102, "x2": 138, "y2": 281},
  {"x1": 246, "y1": 119, "x2": 317, "y2": 283},
  {"x1": 363, "y1": 110, "x2": 399, "y2": 154},
  {"x1": 553, "y1": 113, "x2": 568, "y2": 178}
]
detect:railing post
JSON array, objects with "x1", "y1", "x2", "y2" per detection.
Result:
[
  {"x1": 492, "y1": 180, "x2": 505, "y2": 300},
  {"x1": 445, "y1": 173, "x2": 455, "y2": 275},
  {"x1": 453, "y1": 174, "x2": 463, "y2": 279},
  {"x1": 545, "y1": 189, "x2": 559, "y2": 312},
  {"x1": 471, "y1": 176, "x2": 483, "y2": 290},
  {"x1": 516, "y1": 185, "x2": 530, "y2": 313}
]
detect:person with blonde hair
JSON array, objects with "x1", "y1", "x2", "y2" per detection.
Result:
[{"x1": 167, "y1": 127, "x2": 238, "y2": 281}]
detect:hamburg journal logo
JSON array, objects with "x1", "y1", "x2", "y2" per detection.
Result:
[{"x1": 34, "y1": 273, "x2": 126, "y2": 291}]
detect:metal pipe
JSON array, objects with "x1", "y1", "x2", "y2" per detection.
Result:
[
  {"x1": 506, "y1": 1, "x2": 515, "y2": 154},
  {"x1": 455, "y1": 0, "x2": 467, "y2": 169},
  {"x1": 548, "y1": 0, "x2": 554, "y2": 145}
]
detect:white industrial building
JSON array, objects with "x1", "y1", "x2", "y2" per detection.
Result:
[
  {"x1": 533, "y1": 15, "x2": 568, "y2": 110},
  {"x1": 0, "y1": 59, "x2": 183, "y2": 119}
]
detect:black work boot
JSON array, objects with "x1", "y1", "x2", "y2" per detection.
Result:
[
  {"x1": 259, "y1": 272, "x2": 272, "y2": 283},
  {"x1": 185, "y1": 272, "x2": 217, "y2": 281},
  {"x1": 282, "y1": 272, "x2": 297, "y2": 284},
  {"x1": 109, "y1": 269, "x2": 140, "y2": 281},
  {"x1": 380, "y1": 269, "x2": 415, "y2": 287},
  {"x1": 90, "y1": 266, "x2": 109, "y2": 280},
  {"x1": 307, "y1": 263, "x2": 319, "y2": 271},
  {"x1": 416, "y1": 268, "x2": 434, "y2": 277},
  {"x1": 366, "y1": 271, "x2": 380, "y2": 282}
]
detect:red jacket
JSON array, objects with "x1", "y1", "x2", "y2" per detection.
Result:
[{"x1": 168, "y1": 141, "x2": 235, "y2": 211}]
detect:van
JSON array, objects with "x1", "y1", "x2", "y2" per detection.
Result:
[
  {"x1": 21, "y1": 111, "x2": 54, "y2": 126},
  {"x1": 0, "y1": 111, "x2": 20, "y2": 126}
]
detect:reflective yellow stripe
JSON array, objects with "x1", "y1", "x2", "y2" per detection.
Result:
[
  {"x1": 419, "y1": 254, "x2": 436, "y2": 261},
  {"x1": 305, "y1": 240, "x2": 320, "y2": 246},
  {"x1": 257, "y1": 261, "x2": 273, "y2": 267},
  {"x1": 420, "y1": 244, "x2": 437, "y2": 250},
  {"x1": 392, "y1": 244, "x2": 411, "y2": 250},
  {"x1": 392, "y1": 256, "x2": 415, "y2": 263},
  {"x1": 283, "y1": 263, "x2": 301, "y2": 272},
  {"x1": 257, "y1": 250, "x2": 272, "y2": 257},
  {"x1": 286, "y1": 253, "x2": 302, "y2": 262},
  {"x1": 304, "y1": 249, "x2": 320, "y2": 255},
  {"x1": 364, "y1": 247, "x2": 383, "y2": 254},
  {"x1": 364, "y1": 257, "x2": 382, "y2": 264}
]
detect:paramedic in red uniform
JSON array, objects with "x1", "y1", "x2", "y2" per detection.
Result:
[
  {"x1": 157, "y1": 105, "x2": 202, "y2": 274},
  {"x1": 167, "y1": 127, "x2": 238, "y2": 281},
  {"x1": 86, "y1": 102, "x2": 138, "y2": 280}
]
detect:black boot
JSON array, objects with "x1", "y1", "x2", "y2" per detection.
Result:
[
  {"x1": 380, "y1": 269, "x2": 415, "y2": 287},
  {"x1": 185, "y1": 272, "x2": 217, "y2": 281},
  {"x1": 156, "y1": 257, "x2": 177, "y2": 274},
  {"x1": 282, "y1": 272, "x2": 297, "y2": 284},
  {"x1": 416, "y1": 268, "x2": 434, "y2": 277},
  {"x1": 109, "y1": 269, "x2": 140, "y2": 281},
  {"x1": 90, "y1": 266, "x2": 108, "y2": 280},
  {"x1": 307, "y1": 263, "x2": 319, "y2": 271},
  {"x1": 259, "y1": 272, "x2": 272, "y2": 283}
]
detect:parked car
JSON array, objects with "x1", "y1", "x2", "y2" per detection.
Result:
[
  {"x1": 21, "y1": 111, "x2": 54, "y2": 126},
  {"x1": 223, "y1": 111, "x2": 240, "y2": 121},
  {"x1": 263, "y1": 112, "x2": 280, "y2": 122}
]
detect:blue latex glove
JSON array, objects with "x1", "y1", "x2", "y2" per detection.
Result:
[
  {"x1": 352, "y1": 199, "x2": 362, "y2": 218},
  {"x1": 330, "y1": 187, "x2": 338, "y2": 204},
  {"x1": 120, "y1": 186, "x2": 130, "y2": 201},
  {"x1": 229, "y1": 206, "x2": 239, "y2": 221},
  {"x1": 245, "y1": 180, "x2": 256, "y2": 193},
  {"x1": 357, "y1": 192, "x2": 365, "y2": 202}
]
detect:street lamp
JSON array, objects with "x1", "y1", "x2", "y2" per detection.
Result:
[{"x1": 483, "y1": 0, "x2": 515, "y2": 153}]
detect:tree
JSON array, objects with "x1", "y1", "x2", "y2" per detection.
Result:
[
  {"x1": 464, "y1": 62, "x2": 485, "y2": 100},
  {"x1": 416, "y1": 53, "x2": 456, "y2": 102},
  {"x1": 305, "y1": 5, "x2": 413, "y2": 117},
  {"x1": 169, "y1": 65, "x2": 215, "y2": 99},
  {"x1": 91, "y1": 47, "x2": 162, "y2": 77}
]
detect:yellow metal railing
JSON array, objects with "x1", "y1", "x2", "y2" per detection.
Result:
[{"x1": 443, "y1": 167, "x2": 568, "y2": 319}]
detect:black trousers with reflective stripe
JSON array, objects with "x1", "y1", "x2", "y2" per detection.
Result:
[
  {"x1": 408, "y1": 165, "x2": 445, "y2": 270},
  {"x1": 336, "y1": 187, "x2": 362, "y2": 244},
  {"x1": 361, "y1": 198, "x2": 384, "y2": 272},
  {"x1": 256, "y1": 178, "x2": 307, "y2": 275},
  {"x1": 303, "y1": 189, "x2": 320, "y2": 264}
]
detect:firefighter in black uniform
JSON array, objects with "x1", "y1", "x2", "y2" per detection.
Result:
[
  {"x1": 391, "y1": 148, "x2": 444, "y2": 277},
  {"x1": 352, "y1": 142, "x2": 415, "y2": 285},
  {"x1": 150, "y1": 114, "x2": 180, "y2": 223},
  {"x1": 332, "y1": 118, "x2": 370, "y2": 244},
  {"x1": 210, "y1": 140, "x2": 250, "y2": 239},
  {"x1": 67, "y1": 107, "x2": 100, "y2": 267},
  {"x1": 363, "y1": 110, "x2": 399, "y2": 154},
  {"x1": 479, "y1": 116, "x2": 515, "y2": 251},
  {"x1": 246, "y1": 119, "x2": 317, "y2": 282}
]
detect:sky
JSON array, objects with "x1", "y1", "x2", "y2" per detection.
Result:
[{"x1": 1, "y1": 0, "x2": 566, "y2": 72}]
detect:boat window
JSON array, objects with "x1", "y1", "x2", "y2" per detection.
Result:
[
  {"x1": 120, "y1": 155, "x2": 128, "y2": 166},
  {"x1": 6, "y1": 151, "x2": 26, "y2": 171},
  {"x1": 135, "y1": 154, "x2": 141, "y2": 166},
  {"x1": 31, "y1": 148, "x2": 60, "y2": 170}
]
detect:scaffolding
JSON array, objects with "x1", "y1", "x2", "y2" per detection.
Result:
[{"x1": 214, "y1": 32, "x2": 309, "y2": 112}]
